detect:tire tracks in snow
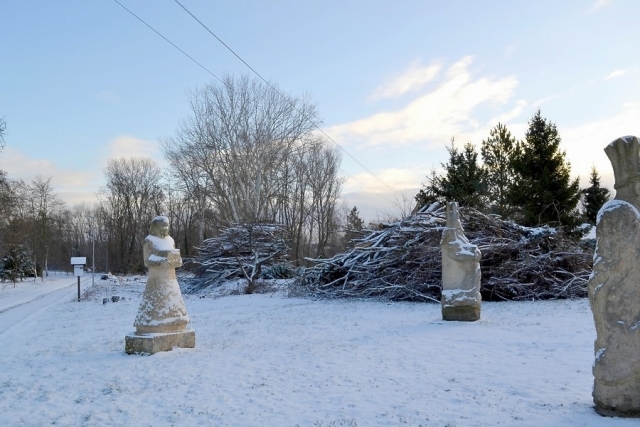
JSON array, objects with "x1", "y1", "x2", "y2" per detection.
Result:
[{"x1": 0, "y1": 277, "x2": 91, "y2": 335}]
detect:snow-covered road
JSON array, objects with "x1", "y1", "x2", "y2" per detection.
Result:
[
  {"x1": 0, "y1": 285, "x2": 76, "y2": 335},
  {"x1": 0, "y1": 275, "x2": 91, "y2": 334}
]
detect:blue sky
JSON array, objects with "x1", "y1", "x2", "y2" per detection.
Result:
[{"x1": 1, "y1": 0, "x2": 639, "y2": 221}]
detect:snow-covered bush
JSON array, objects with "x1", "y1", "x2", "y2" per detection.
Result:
[
  {"x1": 1, "y1": 246, "x2": 35, "y2": 287},
  {"x1": 182, "y1": 223, "x2": 291, "y2": 294}
]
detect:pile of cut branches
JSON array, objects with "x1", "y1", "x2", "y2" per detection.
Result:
[
  {"x1": 295, "y1": 203, "x2": 592, "y2": 302},
  {"x1": 182, "y1": 223, "x2": 290, "y2": 294}
]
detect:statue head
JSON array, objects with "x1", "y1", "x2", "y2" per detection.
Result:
[
  {"x1": 605, "y1": 136, "x2": 640, "y2": 207},
  {"x1": 446, "y1": 201, "x2": 462, "y2": 230},
  {"x1": 149, "y1": 216, "x2": 170, "y2": 238}
]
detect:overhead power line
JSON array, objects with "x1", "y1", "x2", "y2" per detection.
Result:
[
  {"x1": 172, "y1": 0, "x2": 398, "y2": 197},
  {"x1": 112, "y1": 0, "x2": 222, "y2": 84},
  {"x1": 112, "y1": 0, "x2": 399, "y2": 205}
]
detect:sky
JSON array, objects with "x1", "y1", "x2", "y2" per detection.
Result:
[{"x1": 1, "y1": 0, "x2": 639, "y2": 221}]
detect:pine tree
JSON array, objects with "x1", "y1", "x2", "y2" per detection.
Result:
[
  {"x1": 509, "y1": 110, "x2": 581, "y2": 227},
  {"x1": 481, "y1": 123, "x2": 516, "y2": 218},
  {"x1": 581, "y1": 166, "x2": 610, "y2": 224},
  {"x1": 344, "y1": 206, "x2": 365, "y2": 246},
  {"x1": 414, "y1": 170, "x2": 440, "y2": 209},
  {"x1": 417, "y1": 139, "x2": 487, "y2": 209}
]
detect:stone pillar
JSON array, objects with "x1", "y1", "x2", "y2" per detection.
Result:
[
  {"x1": 125, "y1": 216, "x2": 195, "y2": 355},
  {"x1": 589, "y1": 136, "x2": 640, "y2": 417},
  {"x1": 440, "y1": 201, "x2": 481, "y2": 321}
]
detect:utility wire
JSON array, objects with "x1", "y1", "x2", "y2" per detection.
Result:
[
  {"x1": 112, "y1": 0, "x2": 398, "y2": 205},
  {"x1": 172, "y1": 0, "x2": 399, "y2": 197},
  {"x1": 113, "y1": 0, "x2": 222, "y2": 84}
]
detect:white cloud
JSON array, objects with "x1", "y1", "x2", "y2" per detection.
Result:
[
  {"x1": 106, "y1": 135, "x2": 166, "y2": 167},
  {"x1": 604, "y1": 69, "x2": 627, "y2": 80},
  {"x1": 340, "y1": 166, "x2": 445, "y2": 222},
  {"x1": 369, "y1": 60, "x2": 442, "y2": 100},
  {"x1": 326, "y1": 56, "x2": 519, "y2": 149},
  {"x1": 451, "y1": 109, "x2": 530, "y2": 153},
  {"x1": 503, "y1": 43, "x2": 519, "y2": 58},
  {"x1": 343, "y1": 167, "x2": 426, "y2": 194},
  {"x1": 588, "y1": 0, "x2": 613, "y2": 12},
  {"x1": 0, "y1": 135, "x2": 168, "y2": 207},
  {"x1": 340, "y1": 188, "x2": 421, "y2": 223},
  {"x1": 532, "y1": 96, "x2": 556, "y2": 108},
  {"x1": 341, "y1": 101, "x2": 639, "y2": 220},
  {"x1": 0, "y1": 147, "x2": 101, "y2": 206},
  {"x1": 561, "y1": 102, "x2": 640, "y2": 191}
]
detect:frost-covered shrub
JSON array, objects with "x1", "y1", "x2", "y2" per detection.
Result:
[
  {"x1": 262, "y1": 263, "x2": 297, "y2": 280},
  {"x1": 182, "y1": 223, "x2": 291, "y2": 294},
  {"x1": 1, "y1": 246, "x2": 35, "y2": 286}
]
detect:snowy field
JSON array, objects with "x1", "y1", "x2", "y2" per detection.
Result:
[{"x1": 0, "y1": 276, "x2": 637, "y2": 427}]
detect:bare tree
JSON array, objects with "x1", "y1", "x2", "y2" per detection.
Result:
[
  {"x1": 0, "y1": 117, "x2": 12, "y2": 255},
  {"x1": 162, "y1": 75, "x2": 318, "y2": 225},
  {"x1": 0, "y1": 116, "x2": 6, "y2": 151},
  {"x1": 163, "y1": 145, "x2": 215, "y2": 250},
  {"x1": 99, "y1": 157, "x2": 163, "y2": 273},
  {"x1": 163, "y1": 172, "x2": 216, "y2": 257},
  {"x1": 306, "y1": 141, "x2": 343, "y2": 258},
  {"x1": 164, "y1": 75, "x2": 345, "y2": 267},
  {"x1": 27, "y1": 176, "x2": 65, "y2": 277}
]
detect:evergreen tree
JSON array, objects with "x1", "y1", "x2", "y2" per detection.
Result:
[
  {"x1": 581, "y1": 166, "x2": 610, "y2": 224},
  {"x1": 509, "y1": 110, "x2": 581, "y2": 227},
  {"x1": 481, "y1": 123, "x2": 516, "y2": 217},
  {"x1": 417, "y1": 139, "x2": 487, "y2": 209},
  {"x1": 414, "y1": 170, "x2": 439, "y2": 209},
  {"x1": 344, "y1": 206, "x2": 365, "y2": 246}
]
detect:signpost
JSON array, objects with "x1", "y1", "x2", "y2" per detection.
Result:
[{"x1": 70, "y1": 257, "x2": 86, "y2": 302}]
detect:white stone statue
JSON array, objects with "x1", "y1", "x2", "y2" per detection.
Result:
[
  {"x1": 440, "y1": 201, "x2": 482, "y2": 321},
  {"x1": 589, "y1": 135, "x2": 640, "y2": 417},
  {"x1": 125, "y1": 216, "x2": 195, "y2": 354}
]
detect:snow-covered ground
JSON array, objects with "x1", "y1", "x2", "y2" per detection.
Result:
[
  {"x1": 0, "y1": 276, "x2": 636, "y2": 426},
  {"x1": 0, "y1": 272, "x2": 89, "y2": 313}
]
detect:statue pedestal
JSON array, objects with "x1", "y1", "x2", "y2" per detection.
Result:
[
  {"x1": 442, "y1": 303, "x2": 481, "y2": 322},
  {"x1": 125, "y1": 329, "x2": 195, "y2": 355}
]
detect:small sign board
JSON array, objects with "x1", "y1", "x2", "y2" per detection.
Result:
[
  {"x1": 70, "y1": 257, "x2": 87, "y2": 265},
  {"x1": 74, "y1": 265, "x2": 84, "y2": 277}
]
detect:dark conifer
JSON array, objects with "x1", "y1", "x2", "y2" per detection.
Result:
[
  {"x1": 344, "y1": 206, "x2": 365, "y2": 247},
  {"x1": 509, "y1": 110, "x2": 581, "y2": 227},
  {"x1": 481, "y1": 123, "x2": 516, "y2": 218},
  {"x1": 581, "y1": 166, "x2": 610, "y2": 224},
  {"x1": 418, "y1": 139, "x2": 488, "y2": 209}
]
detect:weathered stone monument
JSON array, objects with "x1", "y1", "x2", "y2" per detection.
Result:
[
  {"x1": 125, "y1": 216, "x2": 195, "y2": 355},
  {"x1": 589, "y1": 135, "x2": 640, "y2": 417},
  {"x1": 440, "y1": 201, "x2": 482, "y2": 321}
]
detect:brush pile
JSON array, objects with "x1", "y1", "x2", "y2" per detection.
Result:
[
  {"x1": 182, "y1": 223, "x2": 290, "y2": 294},
  {"x1": 295, "y1": 203, "x2": 592, "y2": 302}
]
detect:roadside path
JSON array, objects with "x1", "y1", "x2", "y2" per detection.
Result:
[{"x1": 0, "y1": 276, "x2": 92, "y2": 335}]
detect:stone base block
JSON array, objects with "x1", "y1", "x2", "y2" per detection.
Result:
[
  {"x1": 442, "y1": 304, "x2": 481, "y2": 322},
  {"x1": 595, "y1": 404, "x2": 640, "y2": 418},
  {"x1": 125, "y1": 329, "x2": 195, "y2": 355},
  {"x1": 594, "y1": 384, "x2": 640, "y2": 418}
]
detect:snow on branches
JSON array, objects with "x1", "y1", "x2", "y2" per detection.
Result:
[
  {"x1": 296, "y1": 203, "x2": 592, "y2": 302},
  {"x1": 182, "y1": 223, "x2": 290, "y2": 294}
]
